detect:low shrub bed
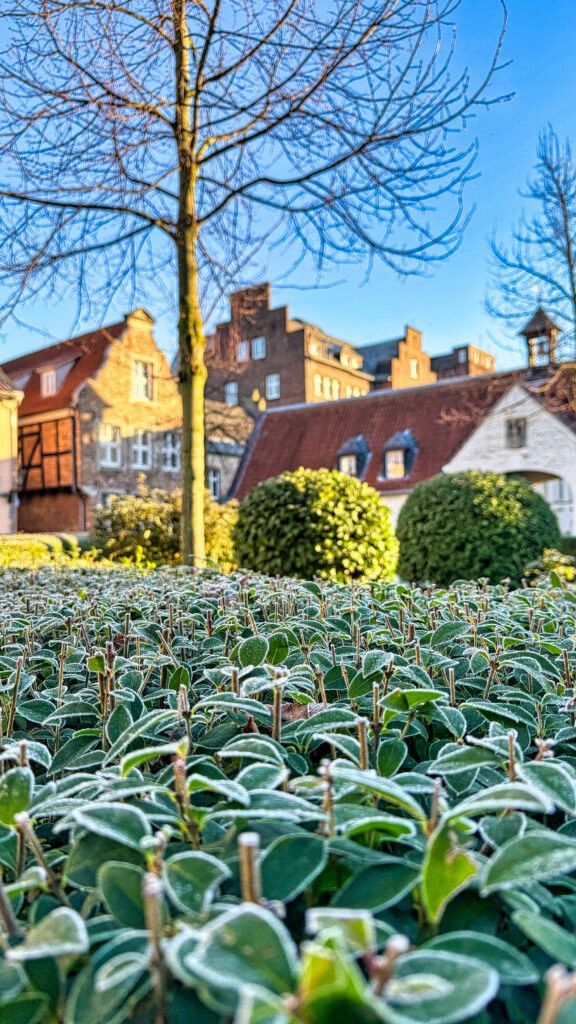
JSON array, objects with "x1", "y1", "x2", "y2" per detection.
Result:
[
  {"x1": 0, "y1": 533, "x2": 90, "y2": 568},
  {"x1": 0, "y1": 566, "x2": 575, "y2": 1022}
]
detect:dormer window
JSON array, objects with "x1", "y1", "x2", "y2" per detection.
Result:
[
  {"x1": 384, "y1": 450, "x2": 405, "y2": 478},
  {"x1": 338, "y1": 454, "x2": 357, "y2": 476},
  {"x1": 40, "y1": 369, "x2": 57, "y2": 397},
  {"x1": 381, "y1": 429, "x2": 418, "y2": 480},
  {"x1": 336, "y1": 435, "x2": 370, "y2": 479}
]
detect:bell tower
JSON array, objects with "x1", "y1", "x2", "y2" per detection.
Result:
[{"x1": 519, "y1": 307, "x2": 560, "y2": 367}]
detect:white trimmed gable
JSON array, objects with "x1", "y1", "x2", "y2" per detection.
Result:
[{"x1": 443, "y1": 383, "x2": 576, "y2": 534}]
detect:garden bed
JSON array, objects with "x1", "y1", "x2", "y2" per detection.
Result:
[{"x1": 0, "y1": 566, "x2": 574, "y2": 1023}]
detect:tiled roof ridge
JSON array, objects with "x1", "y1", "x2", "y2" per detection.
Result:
[
  {"x1": 261, "y1": 367, "x2": 522, "y2": 415},
  {"x1": 2, "y1": 320, "x2": 125, "y2": 375}
]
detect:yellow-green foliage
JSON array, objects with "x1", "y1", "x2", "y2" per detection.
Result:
[
  {"x1": 91, "y1": 486, "x2": 238, "y2": 571},
  {"x1": 0, "y1": 533, "x2": 90, "y2": 568},
  {"x1": 525, "y1": 547, "x2": 576, "y2": 585},
  {"x1": 233, "y1": 466, "x2": 398, "y2": 582}
]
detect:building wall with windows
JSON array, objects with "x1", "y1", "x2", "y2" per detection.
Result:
[
  {"x1": 77, "y1": 309, "x2": 182, "y2": 512},
  {"x1": 443, "y1": 382, "x2": 576, "y2": 535},
  {"x1": 206, "y1": 284, "x2": 373, "y2": 412}
]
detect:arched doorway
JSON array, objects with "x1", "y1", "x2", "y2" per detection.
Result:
[{"x1": 534, "y1": 477, "x2": 573, "y2": 536}]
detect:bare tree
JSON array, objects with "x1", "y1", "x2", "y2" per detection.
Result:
[
  {"x1": 488, "y1": 127, "x2": 576, "y2": 360},
  {"x1": 0, "y1": 0, "x2": 506, "y2": 563}
]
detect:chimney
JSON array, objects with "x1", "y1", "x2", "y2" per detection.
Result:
[{"x1": 230, "y1": 283, "x2": 271, "y2": 324}]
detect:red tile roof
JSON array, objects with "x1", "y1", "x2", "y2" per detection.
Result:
[
  {"x1": 232, "y1": 372, "x2": 523, "y2": 499},
  {"x1": 1, "y1": 321, "x2": 126, "y2": 416}
]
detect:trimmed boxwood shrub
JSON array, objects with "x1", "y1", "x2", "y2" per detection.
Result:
[
  {"x1": 92, "y1": 486, "x2": 238, "y2": 570},
  {"x1": 562, "y1": 536, "x2": 576, "y2": 558},
  {"x1": 233, "y1": 466, "x2": 398, "y2": 581},
  {"x1": 397, "y1": 470, "x2": 561, "y2": 587}
]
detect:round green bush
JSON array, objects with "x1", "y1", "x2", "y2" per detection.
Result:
[
  {"x1": 233, "y1": 467, "x2": 398, "y2": 582},
  {"x1": 396, "y1": 470, "x2": 562, "y2": 587}
]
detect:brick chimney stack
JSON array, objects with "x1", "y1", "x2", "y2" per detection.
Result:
[{"x1": 230, "y1": 283, "x2": 271, "y2": 324}]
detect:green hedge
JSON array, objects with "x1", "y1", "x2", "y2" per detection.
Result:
[
  {"x1": 397, "y1": 470, "x2": 562, "y2": 587},
  {"x1": 91, "y1": 486, "x2": 238, "y2": 571},
  {"x1": 562, "y1": 536, "x2": 576, "y2": 558},
  {"x1": 233, "y1": 466, "x2": 398, "y2": 582}
]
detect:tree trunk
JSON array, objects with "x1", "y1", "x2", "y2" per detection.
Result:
[
  {"x1": 178, "y1": 238, "x2": 206, "y2": 566},
  {"x1": 174, "y1": 0, "x2": 206, "y2": 566}
]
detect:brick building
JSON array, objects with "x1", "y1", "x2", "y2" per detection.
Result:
[
  {"x1": 0, "y1": 369, "x2": 22, "y2": 533},
  {"x1": 202, "y1": 283, "x2": 495, "y2": 415},
  {"x1": 204, "y1": 283, "x2": 373, "y2": 410},
  {"x1": 2, "y1": 310, "x2": 184, "y2": 531},
  {"x1": 359, "y1": 327, "x2": 437, "y2": 389}
]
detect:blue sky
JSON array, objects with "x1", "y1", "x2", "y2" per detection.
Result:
[{"x1": 1, "y1": 0, "x2": 575, "y2": 371}]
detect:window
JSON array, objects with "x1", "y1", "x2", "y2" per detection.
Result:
[
  {"x1": 473, "y1": 351, "x2": 480, "y2": 365},
  {"x1": 237, "y1": 341, "x2": 250, "y2": 362},
  {"x1": 99, "y1": 424, "x2": 121, "y2": 467},
  {"x1": 251, "y1": 336, "x2": 266, "y2": 360},
  {"x1": 313, "y1": 373, "x2": 322, "y2": 397},
  {"x1": 410, "y1": 358, "x2": 419, "y2": 380},
  {"x1": 162, "y1": 431, "x2": 180, "y2": 471},
  {"x1": 341, "y1": 353, "x2": 349, "y2": 367},
  {"x1": 486, "y1": 356, "x2": 493, "y2": 370},
  {"x1": 133, "y1": 361, "x2": 153, "y2": 401},
  {"x1": 323, "y1": 376, "x2": 331, "y2": 399},
  {"x1": 309, "y1": 342, "x2": 320, "y2": 357},
  {"x1": 351, "y1": 357, "x2": 361, "y2": 369},
  {"x1": 265, "y1": 373, "x2": 281, "y2": 400},
  {"x1": 208, "y1": 468, "x2": 221, "y2": 501},
  {"x1": 384, "y1": 450, "x2": 405, "y2": 478},
  {"x1": 458, "y1": 349, "x2": 467, "y2": 364},
  {"x1": 40, "y1": 369, "x2": 57, "y2": 397},
  {"x1": 225, "y1": 381, "x2": 238, "y2": 405},
  {"x1": 132, "y1": 430, "x2": 151, "y2": 469},
  {"x1": 333, "y1": 380, "x2": 340, "y2": 399},
  {"x1": 353, "y1": 387, "x2": 360, "y2": 397},
  {"x1": 338, "y1": 454, "x2": 357, "y2": 476},
  {"x1": 506, "y1": 418, "x2": 526, "y2": 448},
  {"x1": 345, "y1": 385, "x2": 352, "y2": 397}
]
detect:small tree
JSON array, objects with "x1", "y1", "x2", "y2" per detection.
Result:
[
  {"x1": 0, "y1": 1, "x2": 506, "y2": 564},
  {"x1": 488, "y1": 127, "x2": 576, "y2": 360},
  {"x1": 233, "y1": 467, "x2": 398, "y2": 582},
  {"x1": 396, "y1": 471, "x2": 562, "y2": 587}
]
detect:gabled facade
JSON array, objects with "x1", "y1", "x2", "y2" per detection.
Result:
[
  {"x1": 0, "y1": 369, "x2": 23, "y2": 533},
  {"x1": 205, "y1": 283, "x2": 373, "y2": 411},
  {"x1": 2, "y1": 311, "x2": 181, "y2": 531},
  {"x1": 202, "y1": 282, "x2": 496, "y2": 419}
]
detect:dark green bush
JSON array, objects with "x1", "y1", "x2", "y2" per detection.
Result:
[
  {"x1": 91, "y1": 486, "x2": 237, "y2": 571},
  {"x1": 397, "y1": 470, "x2": 562, "y2": 587},
  {"x1": 233, "y1": 466, "x2": 398, "y2": 582},
  {"x1": 562, "y1": 536, "x2": 576, "y2": 558}
]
